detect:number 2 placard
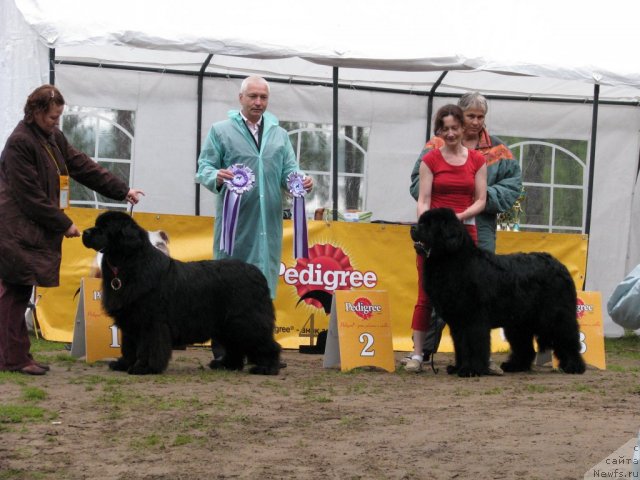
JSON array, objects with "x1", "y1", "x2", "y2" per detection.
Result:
[{"x1": 323, "y1": 290, "x2": 395, "y2": 372}]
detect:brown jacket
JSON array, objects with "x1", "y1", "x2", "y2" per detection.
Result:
[{"x1": 0, "y1": 121, "x2": 129, "y2": 287}]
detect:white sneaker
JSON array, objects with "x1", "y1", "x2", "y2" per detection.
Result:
[
  {"x1": 399, "y1": 354, "x2": 413, "y2": 366},
  {"x1": 404, "y1": 358, "x2": 423, "y2": 373},
  {"x1": 487, "y1": 359, "x2": 504, "y2": 376}
]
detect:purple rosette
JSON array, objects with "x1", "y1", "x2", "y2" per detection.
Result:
[
  {"x1": 287, "y1": 172, "x2": 309, "y2": 259},
  {"x1": 220, "y1": 164, "x2": 255, "y2": 255}
]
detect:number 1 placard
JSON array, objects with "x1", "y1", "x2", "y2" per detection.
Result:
[
  {"x1": 70, "y1": 277, "x2": 122, "y2": 363},
  {"x1": 323, "y1": 290, "x2": 395, "y2": 372}
]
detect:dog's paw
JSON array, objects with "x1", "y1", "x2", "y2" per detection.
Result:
[
  {"x1": 455, "y1": 365, "x2": 484, "y2": 377},
  {"x1": 249, "y1": 364, "x2": 280, "y2": 375},
  {"x1": 209, "y1": 359, "x2": 225, "y2": 370},
  {"x1": 108, "y1": 358, "x2": 129, "y2": 372},
  {"x1": 446, "y1": 364, "x2": 459, "y2": 375},
  {"x1": 209, "y1": 359, "x2": 243, "y2": 371},
  {"x1": 127, "y1": 363, "x2": 158, "y2": 375},
  {"x1": 500, "y1": 361, "x2": 530, "y2": 373},
  {"x1": 559, "y1": 358, "x2": 586, "y2": 374}
]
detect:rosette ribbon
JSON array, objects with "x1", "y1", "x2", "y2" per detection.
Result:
[
  {"x1": 221, "y1": 164, "x2": 255, "y2": 255},
  {"x1": 287, "y1": 172, "x2": 309, "y2": 259}
]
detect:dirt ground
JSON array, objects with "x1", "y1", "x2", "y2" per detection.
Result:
[{"x1": 1, "y1": 338, "x2": 640, "y2": 480}]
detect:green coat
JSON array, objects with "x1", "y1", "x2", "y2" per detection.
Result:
[
  {"x1": 196, "y1": 110, "x2": 301, "y2": 298},
  {"x1": 410, "y1": 132, "x2": 522, "y2": 252}
]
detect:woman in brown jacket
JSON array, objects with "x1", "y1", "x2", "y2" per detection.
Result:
[{"x1": 0, "y1": 85, "x2": 144, "y2": 375}]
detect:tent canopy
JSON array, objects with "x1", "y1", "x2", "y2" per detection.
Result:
[
  {"x1": 4, "y1": 0, "x2": 640, "y2": 339},
  {"x1": 13, "y1": 0, "x2": 640, "y2": 99}
]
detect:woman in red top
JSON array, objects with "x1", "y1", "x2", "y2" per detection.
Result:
[{"x1": 404, "y1": 105, "x2": 487, "y2": 373}]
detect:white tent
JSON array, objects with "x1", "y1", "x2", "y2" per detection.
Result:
[{"x1": 3, "y1": 0, "x2": 640, "y2": 336}]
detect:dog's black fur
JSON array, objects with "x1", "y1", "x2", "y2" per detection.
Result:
[
  {"x1": 82, "y1": 211, "x2": 281, "y2": 375},
  {"x1": 411, "y1": 208, "x2": 586, "y2": 377}
]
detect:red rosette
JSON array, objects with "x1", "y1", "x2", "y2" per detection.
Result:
[{"x1": 294, "y1": 243, "x2": 353, "y2": 309}]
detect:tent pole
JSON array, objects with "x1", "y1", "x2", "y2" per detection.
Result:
[
  {"x1": 195, "y1": 54, "x2": 213, "y2": 216},
  {"x1": 332, "y1": 67, "x2": 339, "y2": 220},
  {"x1": 426, "y1": 71, "x2": 448, "y2": 141},
  {"x1": 582, "y1": 83, "x2": 599, "y2": 288},
  {"x1": 585, "y1": 83, "x2": 599, "y2": 237},
  {"x1": 49, "y1": 48, "x2": 55, "y2": 85}
]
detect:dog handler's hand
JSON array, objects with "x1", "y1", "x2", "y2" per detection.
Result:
[
  {"x1": 126, "y1": 189, "x2": 145, "y2": 205},
  {"x1": 64, "y1": 224, "x2": 81, "y2": 238},
  {"x1": 303, "y1": 175, "x2": 314, "y2": 193},
  {"x1": 216, "y1": 169, "x2": 235, "y2": 187}
]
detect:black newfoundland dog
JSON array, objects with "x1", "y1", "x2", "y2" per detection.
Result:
[
  {"x1": 411, "y1": 208, "x2": 585, "y2": 377},
  {"x1": 82, "y1": 211, "x2": 281, "y2": 375}
]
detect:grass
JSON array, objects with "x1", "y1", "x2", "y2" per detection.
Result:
[
  {"x1": 25, "y1": 332, "x2": 640, "y2": 367},
  {"x1": 130, "y1": 434, "x2": 163, "y2": 451},
  {"x1": 29, "y1": 336, "x2": 68, "y2": 353},
  {"x1": 605, "y1": 332, "x2": 640, "y2": 360},
  {"x1": 0, "y1": 404, "x2": 48, "y2": 423},
  {"x1": 525, "y1": 384, "x2": 549, "y2": 394},
  {"x1": 572, "y1": 383, "x2": 594, "y2": 393},
  {"x1": 0, "y1": 371, "x2": 28, "y2": 385},
  {"x1": 21, "y1": 386, "x2": 47, "y2": 402},
  {"x1": 483, "y1": 387, "x2": 504, "y2": 395},
  {"x1": 172, "y1": 434, "x2": 194, "y2": 446}
]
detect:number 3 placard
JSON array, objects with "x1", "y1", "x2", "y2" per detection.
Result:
[{"x1": 323, "y1": 290, "x2": 395, "y2": 372}]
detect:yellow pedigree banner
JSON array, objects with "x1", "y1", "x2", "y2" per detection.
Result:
[{"x1": 36, "y1": 208, "x2": 589, "y2": 354}]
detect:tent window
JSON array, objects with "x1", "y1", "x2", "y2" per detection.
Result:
[
  {"x1": 61, "y1": 106, "x2": 135, "y2": 209},
  {"x1": 501, "y1": 137, "x2": 587, "y2": 233},
  {"x1": 282, "y1": 122, "x2": 369, "y2": 214}
]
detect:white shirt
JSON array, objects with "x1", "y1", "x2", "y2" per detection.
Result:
[{"x1": 240, "y1": 112, "x2": 262, "y2": 145}]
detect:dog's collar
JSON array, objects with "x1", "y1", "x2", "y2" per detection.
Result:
[
  {"x1": 414, "y1": 241, "x2": 430, "y2": 258},
  {"x1": 104, "y1": 259, "x2": 122, "y2": 291}
]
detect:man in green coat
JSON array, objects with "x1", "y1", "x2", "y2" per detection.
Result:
[{"x1": 196, "y1": 76, "x2": 313, "y2": 299}]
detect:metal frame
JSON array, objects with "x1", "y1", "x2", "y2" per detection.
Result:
[{"x1": 50, "y1": 50, "x2": 633, "y2": 238}]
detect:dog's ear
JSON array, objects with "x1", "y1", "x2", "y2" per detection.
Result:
[
  {"x1": 440, "y1": 214, "x2": 468, "y2": 253},
  {"x1": 443, "y1": 227, "x2": 465, "y2": 253},
  {"x1": 118, "y1": 224, "x2": 148, "y2": 251}
]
